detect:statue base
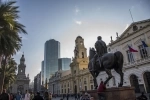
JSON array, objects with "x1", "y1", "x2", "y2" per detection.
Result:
[{"x1": 81, "y1": 87, "x2": 136, "y2": 100}]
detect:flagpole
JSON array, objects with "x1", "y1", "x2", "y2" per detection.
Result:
[{"x1": 129, "y1": 9, "x2": 134, "y2": 23}]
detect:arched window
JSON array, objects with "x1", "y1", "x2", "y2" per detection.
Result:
[
  {"x1": 130, "y1": 74, "x2": 140, "y2": 93},
  {"x1": 82, "y1": 52, "x2": 84, "y2": 58},
  {"x1": 143, "y1": 72, "x2": 150, "y2": 93}
]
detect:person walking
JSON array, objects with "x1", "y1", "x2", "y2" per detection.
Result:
[
  {"x1": 97, "y1": 81, "x2": 106, "y2": 100},
  {"x1": 44, "y1": 92, "x2": 50, "y2": 100},
  {"x1": 24, "y1": 90, "x2": 30, "y2": 100},
  {"x1": 30, "y1": 92, "x2": 34, "y2": 100},
  {"x1": 80, "y1": 92, "x2": 90, "y2": 100},
  {"x1": 137, "y1": 92, "x2": 148, "y2": 100},
  {"x1": 33, "y1": 92, "x2": 43, "y2": 100},
  {"x1": 16, "y1": 92, "x2": 22, "y2": 100},
  {"x1": 66, "y1": 93, "x2": 69, "y2": 100},
  {"x1": 0, "y1": 89, "x2": 9, "y2": 100},
  {"x1": 49, "y1": 92, "x2": 52, "y2": 100}
]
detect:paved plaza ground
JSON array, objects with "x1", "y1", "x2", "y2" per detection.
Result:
[{"x1": 52, "y1": 97, "x2": 78, "y2": 100}]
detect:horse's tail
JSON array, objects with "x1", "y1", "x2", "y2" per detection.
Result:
[{"x1": 114, "y1": 51, "x2": 124, "y2": 68}]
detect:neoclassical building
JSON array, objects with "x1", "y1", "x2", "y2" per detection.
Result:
[
  {"x1": 11, "y1": 54, "x2": 30, "y2": 94},
  {"x1": 48, "y1": 36, "x2": 94, "y2": 94},
  {"x1": 49, "y1": 19, "x2": 150, "y2": 94},
  {"x1": 97, "y1": 19, "x2": 150, "y2": 93}
]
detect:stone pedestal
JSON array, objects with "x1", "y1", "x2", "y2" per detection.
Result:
[{"x1": 82, "y1": 87, "x2": 136, "y2": 100}]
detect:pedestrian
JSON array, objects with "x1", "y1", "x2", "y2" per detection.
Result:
[
  {"x1": 10, "y1": 93, "x2": 15, "y2": 100},
  {"x1": 97, "y1": 81, "x2": 106, "y2": 100},
  {"x1": 49, "y1": 92, "x2": 52, "y2": 100},
  {"x1": 75, "y1": 94, "x2": 77, "y2": 100},
  {"x1": 24, "y1": 90, "x2": 30, "y2": 100},
  {"x1": 66, "y1": 93, "x2": 69, "y2": 100},
  {"x1": 33, "y1": 92, "x2": 43, "y2": 100},
  {"x1": 0, "y1": 89, "x2": 9, "y2": 100},
  {"x1": 30, "y1": 92, "x2": 34, "y2": 100},
  {"x1": 137, "y1": 92, "x2": 148, "y2": 100},
  {"x1": 15, "y1": 92, "x2": 22, "y2": 100},
  {"x1": 80, "y1": 92, "x2": 90, "y2": 100},
  {"x1": 90, "y1": 97, "x2": 94, "y2": 100},
  {"x1": 44, "y1": 92, "x2": 50, "y2": 100}
]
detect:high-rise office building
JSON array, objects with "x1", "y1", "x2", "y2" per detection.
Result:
[
  {"x1": 41, "y1": 61, "x2": 44, "y2": 85},
  {"x1": 58, "y1": 58, "x2": 71, "y2": 70},
  {"x1": 44, "y1": 39, "x2": 60, "y2": 83}
]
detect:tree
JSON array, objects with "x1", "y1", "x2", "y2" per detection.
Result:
[
  {"x1": 0, "y1": 1, "x2": 27, "y2": 93},
  {"x1": 0, "y1": 58, "x2": 17, "y2": 89}
]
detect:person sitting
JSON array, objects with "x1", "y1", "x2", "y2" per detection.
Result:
[
  {"x1": 137, "y1": 92, "x2": 147, "y2": 100},
  {"x1": 97, "y1": 81, "x2": 106, "y2": 100}
]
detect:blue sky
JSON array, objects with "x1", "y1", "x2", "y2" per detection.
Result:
[{"x1": 4, "y1": 0, "x2": 150, "y2": 81}]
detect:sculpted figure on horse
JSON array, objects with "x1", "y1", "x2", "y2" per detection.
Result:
[{"x1": 88, "y1": 36, "x2": 124, "y2": 89}]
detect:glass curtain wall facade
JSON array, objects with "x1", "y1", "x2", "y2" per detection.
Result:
[
  {"x1": 58, "y1": 58, "x2": 71, "y2": 70},
  {"x1": 44, "y1": 39, "x2": 60, "y2": 83}
]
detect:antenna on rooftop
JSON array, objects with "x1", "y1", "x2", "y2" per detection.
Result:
[{"x1": 129, "y1": 9, "x2": 134, "y2": 23}]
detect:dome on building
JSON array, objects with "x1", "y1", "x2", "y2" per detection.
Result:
[
  {"x1": 76, "y1": 36, "x2": 82, "y2": 40},
  {"x1": 20, "y1": 54, "x2": 25, "y2": 61}
]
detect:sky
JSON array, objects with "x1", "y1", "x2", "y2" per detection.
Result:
[{"x1": 2, "y1": 0, "x2": 150, "y2": 81}]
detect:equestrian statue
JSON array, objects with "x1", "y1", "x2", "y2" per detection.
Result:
[{"x1": 88, "y1": 36, "x2": 124, "y2": 89}]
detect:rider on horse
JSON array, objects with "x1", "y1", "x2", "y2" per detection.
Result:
[{"x1": 93, "y1": 36, "x2": 107, "y2": 68}]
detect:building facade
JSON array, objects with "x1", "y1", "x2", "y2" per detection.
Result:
[
  {"x1": 48, "y1": 36, "x2": 94, "y2": 94},
  {"x1": 34, "y1": 72, "x2": 41, "y2": 92},
  {"x1": 97, "y1": 19, "x2": 150, "y2": 93},
  {"x1": 44, "y1": 39, "x2": 60, "y2": 83},
  {"x1": 58, "y1": 58, "x2": 71, "y2": 70},
  {"x1": 48, "y1": 70, "x2": 71, "y2": 94},
  {"x1": 41, "y1": 61, "x2": 44, "y2": 85},
  {"x1": 11, "y1": 54, "x2": 30, "y2": 94}
]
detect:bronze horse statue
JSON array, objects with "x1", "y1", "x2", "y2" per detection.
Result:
[{"x1": 88, "y1": 48, "x2": 124, "y2": 89}]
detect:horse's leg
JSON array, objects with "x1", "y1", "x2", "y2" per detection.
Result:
[
  {"x1": 104, "y1": 69, "x2": 113, "y2": 85},
  {"x1": 114, "y1": 68, "x2": 124, "y2": 87},
  {"x1": 94, "y1": 71, "x2": 100, "y2": 89},
  {"x1": 90, "y1": 71, "x2": 98, "y2": 89}
]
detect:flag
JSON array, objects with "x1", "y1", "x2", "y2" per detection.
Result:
[
  {"x1": 128, "y1": 45, "x2": 138, "y2": 52},
  {"x1": 141, "y1": 41, "x2": 149, "y2": 47},
  {"x1": 141, "y1": 40, "x2": 150, "y2": 56}
]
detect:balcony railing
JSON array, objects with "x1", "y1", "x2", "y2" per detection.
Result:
[{"x1": 123, "y1": 56, "x2": 150, "y2": 68}]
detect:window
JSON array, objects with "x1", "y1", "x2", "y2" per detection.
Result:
[
  {"x1": 138, "y1": 45, "x2": 148, "y2": 58},
  {"x1": 85, "y1": 86, "x2": 87, "y2": 91},
  {"x1": 84, "y1": 78, "x2": 86, "y2": 84},
  {"x1": 91, "y1": 85, "x2": 93, "y2": 90},
  {"x1": 82, "y1": 52, "x2": 84, "y2": 58},
  {"x1": 68, "y1": 83, "x2": 69, "y2": 87},
  {"x1": 126, "y1": 50, "x2": 134, "y2": 62}
]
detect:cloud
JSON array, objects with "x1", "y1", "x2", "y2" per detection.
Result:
[
  {"x1": 75, "y1": 6, "x2": 80, "y2": 14},
  {"x1": 75, "y1": 20, "x2": 82, "y2": 25}
]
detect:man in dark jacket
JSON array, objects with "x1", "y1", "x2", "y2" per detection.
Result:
[
  {"x1": 33, "y1": 92, "x2": 43, "y2": 100},
  {"x1": 0, "y1": 89, "x2": 9, "y2": 100},
  {"x1": 97, "y1": 81, "x2": 106, "y2": 100}
]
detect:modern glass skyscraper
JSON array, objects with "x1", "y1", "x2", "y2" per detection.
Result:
[
  {"x1": 44, "y1": 39, "x2": 60, "y2": 83},
  {"x1": 58, "y1": 58, "x2": 71, "y2": 70}
]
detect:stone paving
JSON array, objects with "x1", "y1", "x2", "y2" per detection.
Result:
[{"x1": 52, "y1": 97, "x2": 78, "y2": 100}]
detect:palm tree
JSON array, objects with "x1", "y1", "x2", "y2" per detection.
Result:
[
  {"x1": 0, "y1": 58, "x2": 17, "y2": 89},
  {"x1": 0, "y1": 1, "x2": 27, "y2": 93}
]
